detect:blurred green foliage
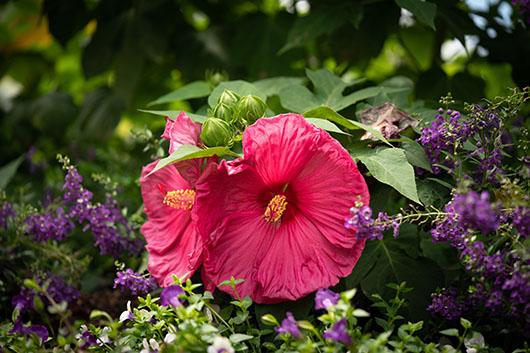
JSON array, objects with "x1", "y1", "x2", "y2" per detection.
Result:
[{"x1": 0, "y1": 0, "x2": 527, "y2": 183}]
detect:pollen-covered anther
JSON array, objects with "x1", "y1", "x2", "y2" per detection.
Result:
[
  {"x1": 264, "y1": 194, "x2": 287, "y2": 223},
  {"x1": 163, "y1": 189, "x2": 196, "y2": 210}
]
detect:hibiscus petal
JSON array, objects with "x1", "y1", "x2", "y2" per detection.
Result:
[
  {"x1": 162, "y1": 112, "x2": 202, "y2": 154},
  {"x1": 242, "y1": 114, "x2": 319, "y2": 186},
  {"x1": 140, "y1": 161, "x2": 204, "y2": 286}
]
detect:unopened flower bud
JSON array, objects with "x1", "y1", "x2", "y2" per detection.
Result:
[
  {"x1": 235, "y1": 95, "x2": 267, "y2": 124},
  {"x1": 200, "y1": 118, "x2": 233, "y2": 147},
  {"x1": 212, "y1": 102, "x2": 235, "y2": 122},
  {"x1": 218, "y1": 89, "x2": 240, "y2": 108}
]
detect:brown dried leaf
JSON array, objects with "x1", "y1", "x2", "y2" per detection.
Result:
[{"x1": 359, "y1": 102, "x2": 418, "y2": 140}]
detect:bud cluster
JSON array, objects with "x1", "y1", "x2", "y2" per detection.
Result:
[{"x1": 200, "y1": 89, "x2": 268, "y2": 147}]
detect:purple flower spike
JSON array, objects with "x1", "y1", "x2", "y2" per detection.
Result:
[
  {"x1": 323, "y1": 319, "x2": 352, "y2": 345},
  {"x1": 315, "y1": 288, "x2": 340, "y2": 310},
  {"x1": 275, "y1": 312, "x2": 301, "y2": 338},
  {"x1": 452, "y1": 191, "x2": 499, "y2": 234},
  {"x1": 160, "y1": 285, "x2": 185, "y2": 307}
]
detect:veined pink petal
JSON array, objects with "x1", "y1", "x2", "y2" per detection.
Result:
[
  {"x1": 140, "y1": 161, "x2": 204, "y2": 286},
  {"x1": 162, "y1": 112, "x2": 202, "y2": 154},
  {"x1": 242, "y1": 113, "x2": 318, "y2": 187},
  {"x1": 196, "y1": 114, "x2": 369, "y2": 303}
]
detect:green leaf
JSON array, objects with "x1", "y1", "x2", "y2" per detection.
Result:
[
  {"x1": 400, "y1": 137, "x2": 432, "y2": 172},
  {"x1": 253, "y1": 77, "x2": 305, "y2": 97},
  {"x1": 138, "y1": 109, "x2": 207, "y2": 123},
  {"x1": 354, "y1": 240, "x2": 444, "y2": 321},
  {"x1": 278, "y1": 84, "x2": 320, "y2": 113},
  {"x1": 229, "y1": 333, "x2": 253, "y2": 343},
  {"x1": 304, "y1": 106, "x2": 391, "y2": 145},
  {"x1": 305, "y1": 118, "x2": 350, "y2": 135},
  {"x1": 351, "y1": 147, "x2": 421, "y2": 203},
  {"x1": 279, "y1": 6, "x2": 349, "y2": 54},
  {"x1": 148, "y1": 81, "x2": 211, "y2": 106},
  {"x1": 0, "y1": 155, "x2": 24, "y2": 190},
  {"x1": 147, "y1": 144, "x2": 239, "y2": 176},
  {"x1": 208, "y1": 81, "x2": 265, "y2": 108},
  {"x1": 279, "y1": 69, "x2": 408, "y2": 114},
  {"x1": 395, "y1": 0, "x2": 437, "y2": 30}
]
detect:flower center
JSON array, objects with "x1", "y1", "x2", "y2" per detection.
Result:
[
  {"x1": 163, "y1": 189, "x2": 195, "y2": 210},
  {"x1": 264, "y1": 194, "x2": 287, "y2": 224}
]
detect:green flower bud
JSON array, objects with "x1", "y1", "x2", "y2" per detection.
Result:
[
  {"x1": 200, "y1": 118, "x2": 233, "y2": 147},
  {"x1": 235, "y1": 95, "x2": 267, "y2": 124},
  {"x1": 218, "y1": 89, "x2": 241, "y2": 108},
  {"x1": 212, "y1": 102, "x2": 235, "y2": 122}
]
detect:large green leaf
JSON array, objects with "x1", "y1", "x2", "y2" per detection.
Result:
[
  {"x1": 0, "y1": 156, "x2": 24, "y2": 189},
  {"x1": 148, "y1": 81, "x2": 212, "y2": 106},
  {"x1": 400, "y1": 136, "x2": 432, "y2": 172},
  {"x1": 138, "y1": 109, "x2": 207, "y2": 123},
  {"x1": 208, "y1": 81, "x2": 265, "y2": 108},
  {"x1": 279, "y1": 6, "x2": 350, "y2": 54},
  {"x1": 395, "y1": 0, "x2": 437, "y2": 30},
  {"x1": 304, "y1": 106, "x2": 391, "y2": 145},
  {"x1": 147, "y1": 144, "x2": 239, "y2": 176},
  {"x1": 253, "y1": 77, "x2": 305, "y2": 97},
  {"x1": 351, "y1": 240, "x2": 444, "y2": 320},
  {"x1": 279, "y1": 69, "x2": 408, "y2": 113},
  {"x1": 350, "y1": 147, "x2": 421, "y2": 203}
]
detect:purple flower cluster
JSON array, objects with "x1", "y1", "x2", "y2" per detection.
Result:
[
  {"x1": 472, "y1": 147, "x2": 503, "y2": 184},
  {"x1": 22, "y1": 165, "x2": 142, "y2": 258},
  {"x1": 0, "y1": 202, "x2": 16, "y2": 229},
  {"x1": 429, "y1": 191, "x2": 529, "y2": 325},
  {"x1": 24, "y1": 207, "x2": 74, "y2": 242},
  {"x1": 323, "y1": 319, "x2": 352, "y2": 345},
  {"x1": 428, "y1": 288, "x2": 466, "y2": 321},
  {"x1": 344, "y1": 206, "x2": 399, "y2": 240},
  {"x1": 418, "y1": 109, "x2": 471, "y2": 174},
  {"x1": 275, "y1": 312, "x2": 301, "y2": 338},
  {"x1": 452, "y1": 191, "x2": 499, "y2": 234},
  {"x1": 113, "y1": 268, "x2": 157, "y2": 296}
]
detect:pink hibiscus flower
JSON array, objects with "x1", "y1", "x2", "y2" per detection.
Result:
[
  {"x1": 195, "y1": 114, "x2": 370, "y2": 303},
  {"x1": 140, "y1": 112, "x2": 206, "y2": 286}
]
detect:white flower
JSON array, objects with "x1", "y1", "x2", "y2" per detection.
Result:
[
  {"x1": 207, "y1": 336, "x2": 234, "y2": 353},
  {"x1": 140, "y1": 338, "x2": 160, "y2": 353},
  {"x1": 164, "y1": 332, "x2": 177, "y2": 344},
  {"x1": 97, "y1": 326, "x2": 112, "y2": 346},
  {"x1": 120, "y1": 301, "x2": 135, "y2": 322}
]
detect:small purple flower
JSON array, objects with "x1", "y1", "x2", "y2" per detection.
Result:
[
  {"x1": 345, "y1": 206, "x2": 395, "y2": 240},
  {"x1": 160, "y1": 285, "x2": 185, "y2": 307},
  {"x1": 114, "y1": 269, "x2": 156, "y2": 296},
  {"x1": 76, "y1": 325, "x2": 98, "y2": 348},
  {"x1": 11, "y1": 287, "x2": 35, "y2": 312},
  {"x1": 315, "y1": 288, "x2": 340, "y2": 310},
  {"x1": 452, "y1": 191, "x2": 499, "y2": 234},
  {"x1": 0, "y1": 202, "x2": 16, "y2": 229},
  {"x1": 10, "y1": 319, "x2": 49, "y2": 341},
  {"x1": 512, "y1": 206, "x2": 529, "y2": 238},
  {"x1": 42, "y1": 274, "x2": 80, "y2": 305},
  {"x1": 323, "y1": 319, "x2": 352, "y2": 345},
  {"x1": 275, "y1": 312, "x2": 301, "y2": 338}
]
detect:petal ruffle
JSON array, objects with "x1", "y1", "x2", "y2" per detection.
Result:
[
  {"x1": 162, "y1": 112, "x2": 202, "y2": 154},
  {"x1": 242, "y1": 114, "x2": 320, "y2": 187},
  {"x1": 140, "y1": 161, "x2": 204, "y2": 286}
]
